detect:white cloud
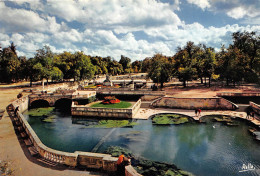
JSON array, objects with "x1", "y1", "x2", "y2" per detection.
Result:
[
  {"x1": 1, "y1": 0, "x2": 259, "y2": 61},
  {"x1": 226, "y1": 7, "x2": 247, "y2": 19},
  {"x1": 186, "y1": 0, "x2": 260, "y2": 21},
  {"x1": 44, "y1": 0, "x2": 182, "y2": 33},
  {"x1": 0, "y1": 2, "x2": 66, "y2": 34},
  {"x1": 187, "y1": 0, "x2": 210, "y2": 10}
]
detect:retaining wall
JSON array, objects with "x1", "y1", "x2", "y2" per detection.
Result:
[
  {"x1": 12, "y1": 96, "x2": 118, "y2": 172},
  {"x1": 152, "y1": 97, "x2": 238, "y2": 110},
  {"x1": 217, "y1": 92, "x2": 260, "y2": 97},
  {"x1": 71, "y1": 99, "x2": 142, "y2": 118},
  {"x1": 250, "y1": 101, "x2": 260, "y2": 115}
]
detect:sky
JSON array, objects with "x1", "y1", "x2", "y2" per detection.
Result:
[{"x1": 0, "y1": 0, "x2": 260, "y2": 61}]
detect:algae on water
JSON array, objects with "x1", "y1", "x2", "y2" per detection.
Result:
[
  {"x1": 42, "y1": 115, "x2": 56, "y2": 123},
  {"x1": 25, "y1": 107, "x2": 56, "y2": 123},
  {"x1": 104, "y1": 146, "x2": 194, "y2": 176},
  {"x1": 152, "y1": 114, "x2": 190, "y2": 125},
  {"x1": 85, "y1": 120, "x2": 138, "y2": 128},
  {"x1": 25, "y1": 107, "x2": 55, "y2": 117}
]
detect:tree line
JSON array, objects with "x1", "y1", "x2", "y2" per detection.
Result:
[{"x1": 0, "y1": 31, "x2": 259, "y2": 87}]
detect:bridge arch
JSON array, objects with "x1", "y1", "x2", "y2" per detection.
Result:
[
  {"x1": 30, "y1": 99, "x2": 50, "y2": 109},
  {"x1": 54, "y1": 98, "x2": 72, "y2": 111}
]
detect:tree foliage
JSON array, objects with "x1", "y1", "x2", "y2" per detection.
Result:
[{"x1": 0, "y1": 31, "x2": 259, "y2": 88}]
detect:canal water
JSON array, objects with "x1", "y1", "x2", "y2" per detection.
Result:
[{"x1": 24, "y1": 109, "x2": 260, "y2": 176}]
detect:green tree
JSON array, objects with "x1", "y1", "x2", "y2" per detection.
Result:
[
  {"x1": 0, "y1": 44, "x2": 21, "y2": 82},
  {"x1": 119, "y1": 55, "x2": 131, "y2": 73},
  {"x1": 148, "y1": 54, "x2": 173, "y2": 88}
]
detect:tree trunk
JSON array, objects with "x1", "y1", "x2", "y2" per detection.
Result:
[
  {"x1": 30, "y1": 78, "x2": 32, "y2": 87},
  {"x1": 183, "y1": 80, "x2": 186, "y2": 87},
  {"x1": 226, "y1": 78, "x2": 229, "y2": 86},
  {"x1": 200, "y1": 77, "x2": 203, "y2": 84},
  {"x1": 208, "y1": 77, "x2": 211, "y2": 87},
  {"x1": 160, "y1": 82, "x2": 164, "y2": 88},
  {"x1": 204, "y1": 77, "x2": 207, "y2": 86}
]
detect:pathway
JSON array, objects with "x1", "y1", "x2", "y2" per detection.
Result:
[{"x1": 134, "y1": 108, "x2": 260, "y2": 126}]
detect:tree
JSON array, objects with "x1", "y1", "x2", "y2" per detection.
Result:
[
  {"x1": 216, "y1": 46, "x2": 248, "y2": 86},
  {"x1": 148, "y1": 54, "x2": 173, "y2": 88},
  {"x1": 0, "y1": 44, "x2": 21, "y2": 82},
  {"x1": 174, "y1": 42, "x2": 198, "y2": 87},
  {"x1": 232, "y1": 31, "x2": 260, "y2": 70},
  {"x1": 141, "y1": 57, "x2": 152, "y2": 73},
  {"x1": 131, "y1": 60, "x2": 142, "y2": 73},
  {"x1": 119, "y1": 55, "x2": 131, "y2": 73},
  {"x1": 34, "y1": 45, "x2": 54, "y2": 83},
  {"x1": 201, "y1": 47, "x2": 216, "y2": 87}
]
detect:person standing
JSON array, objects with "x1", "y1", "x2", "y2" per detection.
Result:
[
  {"x1": 117, "y1": 152, "x2": 126, "y2": 176},
  {"x1": 198, "y1": 109, "x2": 201, "y2": 117},
  {"x1": 195, "y1": 109, "x2": 198, "y2": 117}
]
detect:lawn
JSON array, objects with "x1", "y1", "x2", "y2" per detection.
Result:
[{"x1": 90, "y1": 101, "x2": 132, "y2": 108}]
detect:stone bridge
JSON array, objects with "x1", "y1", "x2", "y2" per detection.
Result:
[{"x1": 28, "y1": 91, "x2": 96, "y2": 107}]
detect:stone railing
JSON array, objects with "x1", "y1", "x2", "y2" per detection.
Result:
[
  {"x1": 132, "y1": 99, "x2": 142, "y2": 115},
  {"x1": 250, "y1": 101, "x2": 260, "y2": 115},
  {"x1": 71, "y1": 99, "x2": 142, "y2": 118},
  {"x1": 12, "y1": 96, "x2": 118, "y2": 172}
]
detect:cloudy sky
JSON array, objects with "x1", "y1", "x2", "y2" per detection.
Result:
[{"x1": 0, "y1": 0, "x2": 260, "y2": 61}]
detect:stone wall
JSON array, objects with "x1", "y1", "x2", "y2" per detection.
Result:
[
  {"x1": 71, "y1": 99, "x2": 142, "y2": 119},
  {"x1": 217, "y1": 92, "x2": 260, "y2": 97},
  {"x1": 250, "y1": 101, "x2": 260, "y2": 115},
  {"x1": 125, "y1": 165, "x2": 142, "y2": 176},
  {"x1": 152, "y1": 97, "x2": 238, "y2": 110},
  {"x1": 13, "y1": 96, "x2": 118, "y2": 172}
]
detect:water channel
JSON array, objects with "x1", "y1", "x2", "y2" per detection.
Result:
[{"x1": 23, "y1": 108, "x2": 260, "y2": 176}]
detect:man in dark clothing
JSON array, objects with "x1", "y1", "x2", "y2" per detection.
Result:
[{"x1": 14, "y1": 106, "x2": 19, "y2": 116}]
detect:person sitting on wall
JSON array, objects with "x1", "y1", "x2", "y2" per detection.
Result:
[
  {"x1": 14, "y1": 106, "x2": 19, "y2": 116},
  {"x1": 117, "y1": 152, "x2": 128, "y2": 176}
]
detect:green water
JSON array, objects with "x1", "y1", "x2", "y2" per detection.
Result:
[{"x1": 24, "y1": 109, "x2": 260, "y2": 176}]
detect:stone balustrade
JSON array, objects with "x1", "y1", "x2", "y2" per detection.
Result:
[
  {"x1": 250, "y1": 101, "x2": 260, "y2": 115},
  {"x1": 12, "y1": 96, "x2": 118, "y2": 172}
]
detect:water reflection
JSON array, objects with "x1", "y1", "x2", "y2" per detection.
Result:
[{"x1": 24, "y1": 109, "x2": 260, "y2": 176}]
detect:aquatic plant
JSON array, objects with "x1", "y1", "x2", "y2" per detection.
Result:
[
  {"x1": 25, "y1": 107, "x2": 55, "y2": 117},
  {"x1": 104, "y1": 146, "x2": 194, "y2": 176},
  {"x1": 201, "y1": 115, "x2": 239, "y2": 126},
  {"x1": 42, "y1": 115, "x2": 56, "y2": 123},
  {"x1": 152, "y1": 114, "x2": 190, "y2": 125},
  {"x1": 86, "y1": 120, "x2": 138, "y2": 128}
]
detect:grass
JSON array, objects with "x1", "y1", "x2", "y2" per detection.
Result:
[
  {"x1": 90, "y1": 101, "x2": 132, "y2": 109},
  {"x1": 152, "y1": 114, "x2": 189, "y2": 125}
]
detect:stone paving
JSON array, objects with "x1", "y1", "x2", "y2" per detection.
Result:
[{"x1": 134, "y1": 108, "x2": 260, "y2": 126}]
